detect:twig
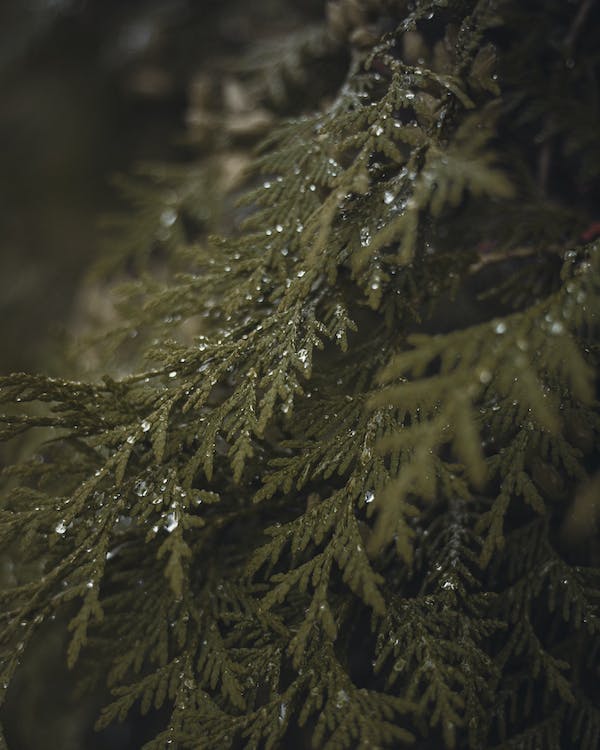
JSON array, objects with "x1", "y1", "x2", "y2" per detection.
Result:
[
  {"x1": 565, "y1": 0, "x2": 596, "y2": 51},
  {"x1": 469, "y1": 246, "x2": 550, "y2": 274}
]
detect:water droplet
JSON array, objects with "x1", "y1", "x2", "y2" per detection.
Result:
[
  {"x1": 479, "y1": 369, "x2": 492, "y2": 384},
  {"x1": 550, "y1": 321, "x2": 564, "y2": 335},
  {"x1": 117, "y1": 515, "x2": 132, "y2": 529},
  {"x1": 297, "y1": 270, "x2": 306, "y2": 278},
  {"x1": 135, "y1": 480, "x2": 149, "y2": 497},
  {"x1": 126, "y1": 435, "x2": 136, "y2": 445},
  {"x1": 141, "y1": 419, "x2": 151, "y2": 432},
  {"x1": 160, "y1": 208, "x2": 177, "y2": 227},
  {"x1": 55, "y1": 520, "x2": 67, "y2": 535},
  {"x1": 169, "y1": 371, "x2": 177, "y2": 378},
  {"x1": 165, "y1": 513, "x2": 179, "y2": 533},
  {"x1": 383, "y1": 191, "x2": 395, "y2": 204},
  {"x1": 494, "y1": 321, "x2": 507, "y2": 334},
  {"x1": 365, "y1": 491, "x2": 375, "y2": 504}
]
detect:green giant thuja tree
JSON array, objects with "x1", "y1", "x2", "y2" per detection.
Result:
[{"x1": 1, "y1": 0, "x2": 600, "y2": 747}]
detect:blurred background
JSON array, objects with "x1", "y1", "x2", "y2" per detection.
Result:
[
  {"x1": 0, "y1": 1, "x2": 325, "y2": 747},
  {"x1": 0, "y1": 0, "x2": 324, "y2": 375},
  {"x1": 0, "y1": 0, "x2": 214, "y2": 376}
]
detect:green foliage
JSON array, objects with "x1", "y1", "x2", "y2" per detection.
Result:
[{"x1": 1, "y1": 0, "x2": 600, "y2": 748}]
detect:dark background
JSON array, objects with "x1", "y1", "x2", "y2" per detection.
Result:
[{"x1": 0, "y1": 0, "x2": 316, "y2": 374}]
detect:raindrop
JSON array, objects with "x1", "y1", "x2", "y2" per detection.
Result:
[
  {"x1": 165, "y1": 513, "x2": 179, "y2": 533},
  {"x1": 169, "y1": 371, "x2": 177, "y2": 378},
  {"x1": 383, "y1": 191, "x2": 395, "y2": 204},
  {"x1": 494, "y1": 321, "x2": 506, "y2": 334},
  {"x1": 135, "y1": 480, "x2": 149, "y2": 497},
  {"x1": 117, "y1": 515, "x2": 132, "y2": 529},
  {"x1": 365, "y1": 490, "x2": 375, "y2": 504},
  {"x1": 160, "y1": 208, "x2": 177, "y2": 227},
  {"x1": 141, "y1": 419, "x2": 151, "y2": 432},
  {"x1": 55, "y1": 520, "x2": 67, "y2": 535}
]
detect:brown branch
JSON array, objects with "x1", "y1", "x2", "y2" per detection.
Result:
[{"x1": 565, "y1": 0, "x2": 596, "y2": 51}]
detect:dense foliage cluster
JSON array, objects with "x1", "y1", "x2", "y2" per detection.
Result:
[{"x1": 1, "y1": 1, "x2": 599, "y2": 748}]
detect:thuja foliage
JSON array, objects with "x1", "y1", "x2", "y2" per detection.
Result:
[{"x1": 2, "y1": 1, "x2": 600, "y2": 748}]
